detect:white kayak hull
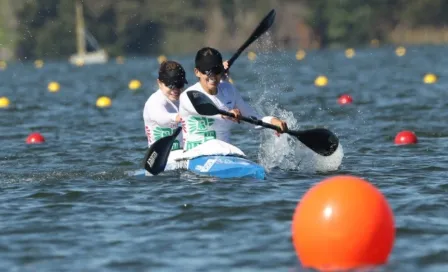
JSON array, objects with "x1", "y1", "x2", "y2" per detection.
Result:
[
  {"x1": 134, "y1": 139, "x2": 265, "y2": 179},
  {"x1": 134, "y1": 154, "x2": 265, "y2": 179}
]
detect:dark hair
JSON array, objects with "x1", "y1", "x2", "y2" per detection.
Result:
[
  {"x1": 158, "y1": 60, "x2": 188, "y2": 88},
  {"x1": 195, "y1": 47, "x2": 224, "y2": 74},
  {"x1": 159, "y1": 60, "x2": 182, "y2": 75}
]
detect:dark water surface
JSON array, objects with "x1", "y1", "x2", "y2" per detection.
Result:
[{"x1": 1, "y1": 45, "x2": 448, "y2": 271}]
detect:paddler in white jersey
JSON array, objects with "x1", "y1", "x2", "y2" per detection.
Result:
[
  {"x1": 143, "y1": 59, "x2": 230, "y2": 149},
  {"x1": 179, "y1": 47, "x2": 288, "y2": 151},
  {"x1": 143, "y1": 60, "x2": 188, "y2": 150}
]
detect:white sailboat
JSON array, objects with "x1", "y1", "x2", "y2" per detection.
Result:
[{"x1": 69, "y1": 0, "x2": 108, "y2": 66}]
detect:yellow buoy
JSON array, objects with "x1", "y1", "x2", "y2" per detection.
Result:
[
  {"x1": 48, "y1": 81, "x2": 60, "y2": 92},
  {"x1": 129, "y1": 79, "x2": 142, "y2": 90},
  {"x1": 370, "y1": 39, "x2": 380, "y2": 47},
  {"x1": 314, "y1": 75, "x2": 328, "y2": 87},
  {"x1": 0, "y1": 60, "x2": 7, "y2": 70},
  {"x1": 96, "y1": 96, "x2": 112, "y2": 108},
  {"x1": 248, "y1": 51, "x2": 257, "y2": 61},
  {"x1": 296, "y1": 49, "x2": 306, "y2": 60},
  {"x1": 395, "y1": 46, "x2": 406, "y2": 57},
  {"x1": 116, "y1": 56, "x2": 125, "y2": 64},
  {"x1": 157, "y1": 55, "x2": 167, "y2": 64},
  {"x1": 0, "y1": 97, "x2": 10, "y2": 108},
  {"x1": 423, "y1": 73, "x2": 437, "y2": 84},
  {"x1": 34, "y1": 59, "x2": 44, "y2": 68},
  {"x1": 345, "y1": 48, "x2": 355, "y2": 58}
]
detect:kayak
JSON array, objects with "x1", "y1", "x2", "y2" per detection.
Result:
[
  {"x1": 133, "y1": 154, "x2": 265, "y2": 179},
  {"x1": 134, "y1": 139, "x2": 266, "y2": 179},
  {"x1": 133, "y1": 134, "x2": 344, "y2": 179}
]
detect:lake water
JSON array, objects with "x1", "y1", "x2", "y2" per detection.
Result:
[{"x1": 1, "y1": 44, "x2": 447, "y2": 271}]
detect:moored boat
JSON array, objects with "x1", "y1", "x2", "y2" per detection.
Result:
[{"x1": 69, "y1": 0, "x2": 108, "y2": 66}]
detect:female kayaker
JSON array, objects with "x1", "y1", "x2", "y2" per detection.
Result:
[
  {"x1": 179, "y1": 47, "x2": 288, "y2": 151},
  {"x1": 143, "y1": 60, "x2": 188, "y2": 150},
  {"x1": 143, "y1": 59, "x2": 230, "y2": 150}
]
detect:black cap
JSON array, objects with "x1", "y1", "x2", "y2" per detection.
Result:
[
  {"x1": 158, "y1": 61, "x2": 188, "y2": 89},
  {"x1": 195, "y1": 47, "x2": 224, "y2": 75}
]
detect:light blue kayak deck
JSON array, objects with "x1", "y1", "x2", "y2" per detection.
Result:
[{"x1": 134, "y1": 155, "x2": 265, "y2": 180}]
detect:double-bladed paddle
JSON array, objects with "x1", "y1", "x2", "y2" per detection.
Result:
[
  {"x1": 143, "y1": 126, "x2": 182, "y2": 175},
  {"x1": 226, "y1": 9, "x2": 276, "y2": 71},
  {"x1": 186, "y1": 90, "x2": 339, "y2": 157}
]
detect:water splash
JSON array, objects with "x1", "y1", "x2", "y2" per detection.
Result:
[
  {"x1": 257, "y1": 108, "x2": 344, "y2": 173},
  {"x1": 246, "y1": 32, "x2": 344, "y2": 172}
]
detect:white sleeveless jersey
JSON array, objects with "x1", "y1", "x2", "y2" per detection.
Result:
[
  {"x1": 143, "y1": 89, "x2": 182, "y2": 150},
  {"x1": 179, "y1": 81, "x2": 271, "y2": 151}
]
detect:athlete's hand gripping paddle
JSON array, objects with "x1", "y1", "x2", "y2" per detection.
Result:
[{"x1": 186, "y1": 90, "x2": 339, "y2": 157}]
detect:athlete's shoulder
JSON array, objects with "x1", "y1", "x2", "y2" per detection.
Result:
[
  {"x1": 184, "y1": 82, "x2": 202, "y2": 92},
  {"x1": 146, "y1": 89, "x2": 161, "y2": 100},
  {"x1": 143, "y1": 90, "x2": 160, "y2": 116},
  {"x1": 181, "y1": 82, "x2": 202, "y2": 102},
  {"x1": 146, "y1": 89, "x2": 167, "y2": 105},
  {"x1": 218, "y1": 81, "x2": 240, "y2": 99},
  {"x1": 218, "y1": 81, "x2": 235, "y2": 91}
]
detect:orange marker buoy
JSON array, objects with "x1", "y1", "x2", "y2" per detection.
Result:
[
  {"x1": 338, "y1": 94, "x2": 353, "y2": 105},
  {"x1": 292, "y1": 175, "x2": 395, "y2": 271},
  {"x1": 26, "y1": 132, "x2": 45, "y2": 144},
  {"x1": 394, "y1": 131, "x2": 417, "y2": 145}
]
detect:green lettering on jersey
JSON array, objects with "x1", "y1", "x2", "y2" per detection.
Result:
[
  {"x1": 171, "y1": 140, "x2": 180, "y2": 150},
  {"x1": 203, "y1": 131, "x2": 216, "y2": 141},
  {"x1": 185, "y1": 117, "x2": 218, "y2": 150},
  {"x1": 188, "y1": 116, "x2": 215, "y2": 133},
  {"x1": 186, "y1": 141, "x2": 202, "y2": 150},
  {"x1": 153, "y1": 127, "x2": 181, "y2": 150},
  {"x1": 185, "y1": 131, "x2": 217, "y2": 150}
]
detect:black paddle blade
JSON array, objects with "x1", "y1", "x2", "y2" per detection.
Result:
[
  {"x1": 290, "y1": 128, "x2": 339, "y2": 157},
  {"x1": 257, "y1": 9, "x2": 276, "y2": 36},
  {"x1": 227, "y1": 9, "x2": 276, "y2": 67},
  {"x1": 143, "y1": 127, "x2": 182, "y2": 175},
  {"x1": 186, "y1": 90, "x2": 220, "y2": 116}
]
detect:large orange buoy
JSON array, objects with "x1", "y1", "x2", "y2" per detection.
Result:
[{"x1": 292, "y1": 175, "x2": 395, "y2": 271}]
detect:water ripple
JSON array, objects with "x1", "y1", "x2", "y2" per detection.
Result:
[{"x1": 1, "y1": 46, "x2": 448, "y2": 271}]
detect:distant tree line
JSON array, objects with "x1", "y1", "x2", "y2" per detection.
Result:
[
  {"x1": 7, "y1": 0, "x2": 448, "y2": 60},
  {"x1": 304, "y1": 0, "x2": 448, "y2": 48}
]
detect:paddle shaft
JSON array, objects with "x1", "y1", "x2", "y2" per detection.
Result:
[
  {"x1": 226, "y1": 9, "x2": 275, "y2": 71},
  {"x1": 227, "y1": 39, "x2": 255, "y2": 68},
  {"x1": 218, "y1": 109, "x2": 287, "y2": 133},
  {"x1": 187, "y1": 90, "x2": 339, "y2": 156}
]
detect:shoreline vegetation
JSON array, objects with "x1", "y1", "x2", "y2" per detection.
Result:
[{"x1": 1, "y1": 0, "x2": 448, "y2": 61}]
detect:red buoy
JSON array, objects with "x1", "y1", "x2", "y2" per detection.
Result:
[
  {"x1": 338, "y1": 94, "x2": 353, "y2": 105},
  {"x1": 26, "y1": 132, "x2": 45, "y2": 144},
  {"x1": 394, "y1": 131, "x2": 417, "y2": 145}
]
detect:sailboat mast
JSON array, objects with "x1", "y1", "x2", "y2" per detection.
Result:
[{"x1": 75, "y1": 0, "x2": 86, "y2": 55}]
